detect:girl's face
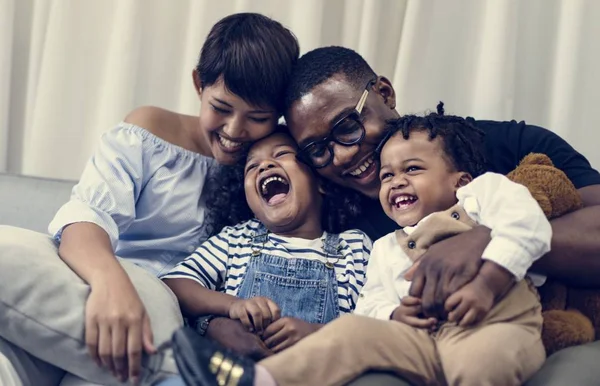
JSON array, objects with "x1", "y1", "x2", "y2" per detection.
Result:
[
  {"x1": 196, "y1": 74, "x2": 278, "y2": 165},
  {"x1": 244, "y1": 132, "x2": 324, "y2": 237}
]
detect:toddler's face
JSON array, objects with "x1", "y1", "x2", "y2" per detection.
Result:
[
  {"x1": 378, "y1": 131, "x2": 468, "y2": 227},
  {"x1": 198, "y1": 77, "x2": 278, "y2": 165},
  {"x1": 244, "y1": 132, "x2": 323, "y2": 234}
]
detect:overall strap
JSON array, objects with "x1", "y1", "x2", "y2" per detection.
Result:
[
  {"x1": 322, "y1": 232, "x2": 342, "y2": 255},
  {"x1": 249, "y1": 221, "x2": 269, "y2": 254}
]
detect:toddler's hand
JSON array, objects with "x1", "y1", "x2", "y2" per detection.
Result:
[
  {"x1": 229, "y1": 296, "x2": 281, "y2": 333},
  {"x1": 391, "y1": 296, "x2": 437, "y2": 329},
  {"x1": 445, "y1": 279, "x2": 494, "y2": 326}
]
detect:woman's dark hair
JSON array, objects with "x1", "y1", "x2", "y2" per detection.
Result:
[
  {"x1": 377, "y1": 102, "x2": 487, "y2": 178},
  {"x1": 205, "y1": 134, "x2": 364, "y2": 236},
  {"x1": 197, "y1": 13, "x2": 299, "y2": 112}
]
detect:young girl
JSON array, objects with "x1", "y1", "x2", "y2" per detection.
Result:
[
  {"x1": 169, "y1": 105, "x2": 552, "y2": 386},
  {"x1": 162, "y1": 129, "x2": 371, "y2": 351},
  {"x1": 0, "y1": 13, "x2": 298, "y2": 386}
]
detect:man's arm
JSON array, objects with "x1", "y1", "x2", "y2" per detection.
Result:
[
  {"x1": 412, "y1": 121, "x2": 600, "y2": 317},
  {"x1": 532, "y1": 185, "x2": 600, "y2": 287}
]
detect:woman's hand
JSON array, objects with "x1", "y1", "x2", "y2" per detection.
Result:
[
  {"x1": 85, "y1": 273, "x2": 155, "y2": 384},
  {"x1": 262, "y1": 317, "x2": 321, "y2": 352},
  {"x1": 391, "y1": 296, "x2": 437, "y2": 329},
  {"x1": 228, "y1": 296, "x2": 281, "y2": 333}
]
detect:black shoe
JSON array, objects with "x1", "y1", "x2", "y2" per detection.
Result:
[{"x1": 171, "y1": 326, "x2": 255, "y2": 386}]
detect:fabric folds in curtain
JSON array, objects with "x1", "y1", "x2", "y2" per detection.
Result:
[{"x1": 1, "y1": 0, "x2": 598, "y2": 180}]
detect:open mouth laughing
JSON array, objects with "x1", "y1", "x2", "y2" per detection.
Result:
[
  {"x1": 258, "y1": 172, "x2": 290, "y2": 206},
  {"x1": 389, "y1": 192, "x2": 419, "y2": 210}
]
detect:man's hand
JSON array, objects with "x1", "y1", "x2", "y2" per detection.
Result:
[
  {"x1": 390, "y1": 296, "x2": 437, "y2": 329},
  {"x1": 228, "y1": 296, "x2": 281, "y2": 333},
  {"x1": 205, "y1": 317, "x2": 273, "y2": 360},
  {"x1": 408, "y1": 226, "x2": 491, "y2": 319},
  {"x1": 262, "y1": 317, "x2": 321, "y2": 353}
]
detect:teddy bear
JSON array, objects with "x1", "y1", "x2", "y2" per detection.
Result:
[{"x1": 506, "y1": 153, "x2": 600, "y2": 355}]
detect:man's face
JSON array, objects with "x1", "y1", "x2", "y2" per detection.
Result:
[{"x1": 286, "y1": 75, "x2": 399, "y2": 199}]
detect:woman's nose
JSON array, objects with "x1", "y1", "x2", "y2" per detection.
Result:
[{"x1": 222, "y1": 116, "x2": 244, "y2": 139}]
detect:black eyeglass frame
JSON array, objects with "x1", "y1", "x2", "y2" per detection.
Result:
[{"x1": 296, "y1": 78, "x2": 377, "y2": 169}]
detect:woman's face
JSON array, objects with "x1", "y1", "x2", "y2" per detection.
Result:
[{"x1": 196, "y1": 75, "x2": 279, "y2": 165}]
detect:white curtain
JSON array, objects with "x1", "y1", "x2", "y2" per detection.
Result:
[{"x1": 1, "y1": 0, "x2": 599, "y2": 181}]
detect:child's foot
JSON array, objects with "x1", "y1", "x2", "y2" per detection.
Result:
[{"x1": 171, "y1": 327, "x2": 256, "y2": 386}]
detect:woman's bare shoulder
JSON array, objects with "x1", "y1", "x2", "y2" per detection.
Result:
[
  {"x1": 124, "y1": 106, "x2": 198, "y2": 143},
  {"x1": 124, "y1": 106, "x2": 186, "y2": 134}
]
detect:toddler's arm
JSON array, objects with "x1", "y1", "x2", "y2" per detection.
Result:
[
  {"x1": 162, "y1": 227, "x2": 280, "y2": 333},
  {"x1": 354, "y1": 236, "x2": 406, "y2": 320}
]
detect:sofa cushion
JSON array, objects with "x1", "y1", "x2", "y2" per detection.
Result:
[{"x1": 0, "y1": 173, "x2": 74, "y2": 233}]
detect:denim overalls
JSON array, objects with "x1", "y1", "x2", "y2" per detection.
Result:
[
  {"x1": 236, "y1": 224, "x2": 341, "y2": 324},
  {"x1": 158, "y1": 227, "x2": 346, "y2": 386}
]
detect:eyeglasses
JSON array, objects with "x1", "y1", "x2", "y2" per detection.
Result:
[{"x1": 297, "y1": 79, "x2": 377, "y2": 168}]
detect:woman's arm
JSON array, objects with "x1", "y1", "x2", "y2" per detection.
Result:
[
  {"x1": 59, "y1": 222, "x2": 128, "y2": 286},
  {"x1": 49, "y1": 125, "x2": 152, "y2": 384},
  {"x1": 59, "y1": 223, "x2": 154, "y2": 385}
]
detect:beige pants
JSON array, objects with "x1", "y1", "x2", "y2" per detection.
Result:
[{"x1": 261, "y1": 280, "x2": 545, "y2": 386}]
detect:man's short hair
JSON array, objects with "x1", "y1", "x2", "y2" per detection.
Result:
[
  {"x1": 197, "y1": 13, "x2": 299, "y2": 112},
  {"x1": 283, "y1": 46, "x2": 376, "y2": 113}
]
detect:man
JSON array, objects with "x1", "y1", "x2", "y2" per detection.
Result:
[{"x1": 206, "y1": 46, "x2": 600, "y2": 386}]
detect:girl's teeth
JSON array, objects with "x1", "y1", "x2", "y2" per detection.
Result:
[
  {"x1": 261, "y1": 176, "x2": 288, "y2": 194},
  {"x1": 350, "y1": 157, "x2": 374, "y2": 176}
]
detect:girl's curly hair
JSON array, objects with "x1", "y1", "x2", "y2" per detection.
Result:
[{"x1": 204, "y1": 163, "x2": 364, "y2": 237}]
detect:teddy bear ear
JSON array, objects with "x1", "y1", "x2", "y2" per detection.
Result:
[{"x1": 520, "y1": 153, "x2": 554, "y2": 167}]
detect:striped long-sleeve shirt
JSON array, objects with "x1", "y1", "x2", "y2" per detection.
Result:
[{"x1": 162, "y1": 219, "x2": 372, "y2": 314}]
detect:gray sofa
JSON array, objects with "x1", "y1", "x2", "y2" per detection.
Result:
[
  {"x1": 0, "y1": 173, "x2": 74, "y2": 233},
  {"x1": 5, "y1": 173, "x2": 595, "y2": 386}
]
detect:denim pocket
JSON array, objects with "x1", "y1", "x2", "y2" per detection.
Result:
[{"x1": 249, "y1": 271, "x2": 328, "y2": 324}]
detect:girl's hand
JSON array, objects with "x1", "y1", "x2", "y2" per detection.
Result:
[
  {"x1": 391, "y1": 296, "x2": 438, "y2": 329},
  {"x1": 228, "y1": 296, "x2": 281, "y2": 333},
  {"x1": 262, "y1": 317, "x2": 321, "y2": 353},
  {"x1": 85, "y1": 273, "x2": 155, "y2": 385}
]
